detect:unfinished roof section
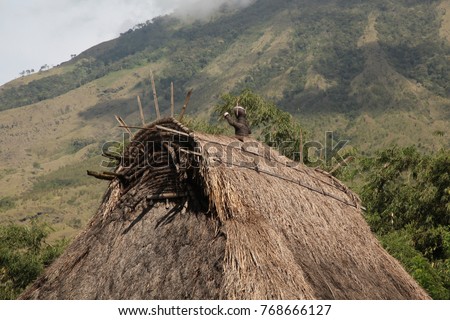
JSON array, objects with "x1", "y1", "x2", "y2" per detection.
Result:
[{"x1": 21, "y1": 118, "x2": 430, "y2": 300}]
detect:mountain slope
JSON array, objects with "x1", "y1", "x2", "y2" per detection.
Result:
[{"x1": 0, "y1": 0, "x2": 449, "y2": 238}]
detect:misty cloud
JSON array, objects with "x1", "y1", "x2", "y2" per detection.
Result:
[{"x1": 163, "y1": 0, "x2": 255, "y2": 20}]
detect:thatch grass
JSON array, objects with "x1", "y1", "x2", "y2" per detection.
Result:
[{"x1": 20, "y1": 118, "x2": 430, "y2": 300}]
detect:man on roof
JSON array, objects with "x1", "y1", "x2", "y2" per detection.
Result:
[{"x1": 224, "y1": 105, "x2": 251, "y2": 141}]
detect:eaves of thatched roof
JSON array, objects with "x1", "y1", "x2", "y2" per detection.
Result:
[{"x1": 20, "y1": 118, "x2": 430, "y2": 300}]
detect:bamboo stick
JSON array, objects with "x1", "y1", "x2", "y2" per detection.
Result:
[
  {"x1": 178, "y1": 148, "x2": 203, "y2": 157},
  {"x1": 150, "y1": 70, "x2": 160, "y2": 119},
  {"x1": 170, "y1": 82, "x2": 174, "y2": 117},
  {"x1": 102, "y1": 171, "x2": 124, "y2": 178},
  {"x1": 163, "y1": 142, "x2": 180, "y2": 172},
  {"x1": 329, "y1": 156, "x2": 355, "y2": 175},
  {"x1": 137, "y1": 96, "x2": 146, "y2": 126},
  {"x1": 299, "y1": 128, "x2": 304, "y2": 164},
  {"x1": 115, "y1": 115, "x2": 134, "y2": 138},
  {"x1": 146, "y1": 192, "x2": 188, "y2": 200},
  {"x1": 155, "y1": 125, "x2": 190, "y2": 137},
  {"x1": 87, "y1": 170, "x2": 115, "y2": 181},
  {"x1": 119, "y1": 125, "x2": 156, "y2": 131},
  {"x1": 178, "y1": 89, "x2": 193, "y2": 121}
]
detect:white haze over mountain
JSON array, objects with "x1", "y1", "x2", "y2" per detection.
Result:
[
  {"x1": 0, "y1": 0, "x2": 255, "y2": 86},
  {"x1": 169, "y1": 0, "x2": 255, "y2": 19}
]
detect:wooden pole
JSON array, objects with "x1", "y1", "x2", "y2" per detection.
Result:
[
  {"x1": 163, "y1": 142, "x2": 179, "y2": 172},
  {"x1": 329, "y1": 156, "x2": 355, "y2": 175},
  {"x1": 170, "y1": 82, "x2": 174, "y2": 118},
  {"x1": 178, "y1": 89, "x2": 193, "y2": 121},
  {"x1": 115, "y1": 115, "x2": 134, "y2": 138},
  {"x1": 150, "y1": 70, "x2": 160, "y2": 119},
  {"x1": 155, "y1": 125, "x2": 190, "y2": 137},
  {"x1": 118, "y1": 125, "x2": 155, "y2": 131},
  {"x1": 137, "y1": 96, "x2": 146, "y2": 126},
  {"x1": 146, "y1": 192, "x2": 188, "y2": 200},
  {"x1": 101, "y1": 171, "x2": 124, "y2": 178},
  {"x1": 87, "y1": 170, "x2": 114, "y2": 181},
  {"x1": 118, "y1": 124, "x2": 191, "y2": 138},
  {"x1": 299, "y1": 128, "x2": 304, "y2": 164}
]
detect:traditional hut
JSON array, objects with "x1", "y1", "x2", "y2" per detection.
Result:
[{"x1": 21, "y1": 118, "x2": 430, "y2": 299}]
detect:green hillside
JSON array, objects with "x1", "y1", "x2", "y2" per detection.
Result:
[
  {"x1": 1, "y1": 0, "x2": 448, "y2": 227},
  {"x1": 0, "y1": 0, "x2": 449, "y2": 298},
  {"x1": 1, "y1": 0, "x2": 449, "y2": 151}
]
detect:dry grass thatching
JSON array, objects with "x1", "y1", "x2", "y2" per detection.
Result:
[{"x1": 20, "y1": 118, "x2": 430, "y2": 300}]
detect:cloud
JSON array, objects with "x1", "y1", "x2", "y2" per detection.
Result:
[
  {"x1": 161, "y1": 0, "x2": 255, "y2": 19},
  {"x1": 0, "y1": 0, "x2": 254, "y2": 85}
]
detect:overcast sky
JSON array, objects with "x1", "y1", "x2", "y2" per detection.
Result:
[{"x1": 0, "y1": 0, "x2": 253, "y2": 86}]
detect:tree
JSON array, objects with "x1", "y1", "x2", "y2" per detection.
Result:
[
  {"x1": 39, "y1": 64, "x2": 49, "y2": 72},
  {"x1": 0, "y1": 221, "x2": 67, "y2": 299},
  {"x1": 354, "y1": 146, "x2": 450, "y2": 299},
  {"x1": 360, "y1": 147, "x2": 450, "y2": 233}
]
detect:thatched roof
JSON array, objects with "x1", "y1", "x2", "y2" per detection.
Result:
[{"x1": 21, "y1": 118, "x2": 429, "y2": 299}]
